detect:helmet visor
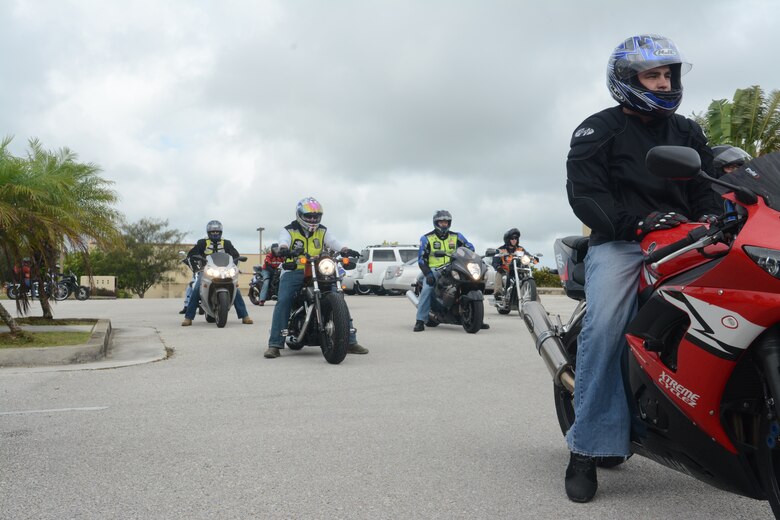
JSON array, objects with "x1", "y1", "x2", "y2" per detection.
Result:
[
  {"x1": 612, "y1": 35, "x2": 692, "y2": 80},
  {"x1": 301, "y1": 212, "x2": 322, "y2": 224}
]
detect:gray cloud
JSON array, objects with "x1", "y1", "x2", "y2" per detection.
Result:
[{"x1": 2, "y1": 0, "x2": 779, "y2": 265}]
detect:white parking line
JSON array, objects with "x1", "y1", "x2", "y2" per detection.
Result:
[{"x1": 0, "y1": 406, "x2": 108, "y2": 416}]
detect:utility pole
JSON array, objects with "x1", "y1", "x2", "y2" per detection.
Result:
[{"x1": 256, "y1": 227, "x2": 265, "y2": 255}]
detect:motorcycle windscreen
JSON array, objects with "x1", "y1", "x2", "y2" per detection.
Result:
[
  {"x1": 715, "y1": 151, "x2": 780, "y2": 210},
  {"x1": 208, "y1": 252, "x2": 232, "y2": 267}
]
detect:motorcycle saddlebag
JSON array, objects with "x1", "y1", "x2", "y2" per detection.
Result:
[{"x1": 554, "y1": 236, "x2": 588, "y2": 301}]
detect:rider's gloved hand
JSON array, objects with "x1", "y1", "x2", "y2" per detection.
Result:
[
  {"x1": 425, "y1": 273, "x2": 436, "y2": 286},
  {"x1": 636, "y1": 211, "x2": 688, "y2": 239},
  {"x1": 341, "y1": 248, "x2": 360, "y2": 258}
]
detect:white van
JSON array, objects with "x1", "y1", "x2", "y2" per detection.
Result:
[{"x1": 351, "y1": 245, "x2": 418, "y2": 294}]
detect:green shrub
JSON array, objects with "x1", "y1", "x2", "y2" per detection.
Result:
[{"x1": 532, "y1": 266, "x2": 562, "y2": 287}]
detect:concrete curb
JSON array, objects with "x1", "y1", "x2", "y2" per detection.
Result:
[
  {"x1": 0, "y1": 319, "x2": 112, "y2": 367},
  {"x1": 537, "y1": 287, "x2": 565, "y2": 295}
]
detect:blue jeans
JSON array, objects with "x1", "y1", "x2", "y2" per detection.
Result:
[
  {"x1": 565, "y1": 241, "x2": 643, "y2": 458},
  {"x1": 268, "y1": 269, "x2": 357, "y2": 348},
  {"x1": 415, "y1": 270, "x2": 441, "y2": 322},
  {"x1": 184, "y1": 272, "x2": 249, "y2": 320},
  {"x1": 259, "y1": 268, "x2": 273, "y2": 301}
]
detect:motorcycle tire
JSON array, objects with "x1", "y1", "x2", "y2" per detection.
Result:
[
  {"x1": 519, "y1": 279, "x2": 539, "y2": 305},
  {"x1": 553, "y1": 320, "x2": 581, "y2": 436},
  {"x1": 757, "y1": 369, "x2": 780, "y2": 517},
  {"x1": 54, "y1": 282, "x2": 70, "y2": 301},
  {"x1": 319, "y1": 292, "x2": 349, "y2": 365},
  {"x1": 6, "y1": 286, "x2": 18, "y2": 300},
  {"x1": 461, "y1": 299, "x2": 484, "y2": 334},
  {"x1": 354, "y1": 283, "x2": 372, "y2": 296},
  {"x1": 248, "y1": 286, "x2": 261, "y2": 306},
  {"x1": 216, "y1": 291, "x2": 229, "y2": 328},
  {"x1": 75, "y1": 286, "x2": 90, "y2": 301}
]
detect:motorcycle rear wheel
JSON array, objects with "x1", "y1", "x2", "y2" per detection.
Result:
[
  {"x1": 461, "y1": 299, "x2": 484, "y2": 334},
  {"x1": 216, "y1": 291, "x2": 229, "y2": 328},
  {"x1": 6, "y1": 286, "x2": 18, "y2": 300},
  {"x1": 319, "y1": 292, "x2": 349, "y2": 364},
  {"x1": 75, "y1": 286, "x2": 90, "y2": 301},
  {"x1": 553, "y1": 320, "x2": 581, "y2": 436},
  {"x1": 248, "y1": 286, "x2": 261, "y2": 305}
]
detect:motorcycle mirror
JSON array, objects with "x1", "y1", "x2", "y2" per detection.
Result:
[
  {"x1": 646, "y1": 146, "x2": 700, "y2": 180},
  {"x1": 485, "y1": 248, "x2": 497, "y2": 256},
  {"x1": 238, "y1": 256, "x2": 247, "y2": 263}
]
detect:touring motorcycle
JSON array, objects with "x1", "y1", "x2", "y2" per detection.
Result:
[
  {"x1": 406, "y1": 247, "x2": 488, "y2": 333},
  {"x1": 187, "y1": 252, "x2": 246, "y2": 328},
  {"x1": 487, "y1": 248, "x2": 541, "y2": 315},
  {"x1": 281, "y1": 249, "x2": 357, "y2": 364},
  {"x1": 522, "y1": 146, "x2": 780, "y2": 516}
]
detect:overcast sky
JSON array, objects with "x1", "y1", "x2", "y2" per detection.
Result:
[{"x1": 2, "y1": 0, "x2": 779, "y2": 266}]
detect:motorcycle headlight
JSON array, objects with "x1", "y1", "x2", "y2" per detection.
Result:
[
  {"x1": 520, "y1": 255, "x2": 531, "y2": 266},
  {"x1": 206, "y1": 267, "x2": 218, "y2": 277},
  {"x1": 318, "y1": 258, "x2": 337, "y2": 276},
  {"x1": 466, "y1": 262, "x2": 482, "y2": 280},
  {"x1": 744, "y1": 245, "x2": 780, "y2": 279},
  {"x1": 227, "y1": 267, "x2": 237, "y2": 278}
]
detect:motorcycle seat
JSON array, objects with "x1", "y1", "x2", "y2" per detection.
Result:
[{"x1": 560, "y1": 235, "x2": 589, "y2": 264}]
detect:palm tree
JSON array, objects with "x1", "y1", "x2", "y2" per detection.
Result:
[
  {"x1": 0, "y1": 137, "x2": 122, "y2": 331},
  {"x1": 694, "y1": 86, "x2": 780, "y2": 156}
]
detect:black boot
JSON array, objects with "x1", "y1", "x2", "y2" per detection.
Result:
[
  {"x1": 413, "y1": 320, "x2": 425, "y2": 332},
  {"x1": 565, "y1": 452, "x2": 597, "y2": 503}
]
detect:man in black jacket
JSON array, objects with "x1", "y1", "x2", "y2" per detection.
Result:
[
  {"x1": 562, "y1": 34, "x2": 721, "y2": 503},
  {"x1": 181, "y1": 220, "x2": 253, "y2": 326}
]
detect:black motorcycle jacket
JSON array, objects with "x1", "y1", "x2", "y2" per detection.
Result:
[
  {"x1": 188, "y1": 238, "x2": 241, "y2": 263},
  {"x1": 566, "y1": 106, "x2": 720, "y2": 245},
  {"x1": 491, "y1": 243, "x2": 525, "y2": 271}
]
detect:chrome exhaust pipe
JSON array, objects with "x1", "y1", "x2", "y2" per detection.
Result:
[
  {"x1": 406, "y1": 290, "x2": 419, "y2": 308},
  {"x1": 521, "y1": 300, "x2": 575, "y2": 393}
]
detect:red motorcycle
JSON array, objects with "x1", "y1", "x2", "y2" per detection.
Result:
[{"x1": 523, "y1": 146, "x2": 780, "y2": 516}]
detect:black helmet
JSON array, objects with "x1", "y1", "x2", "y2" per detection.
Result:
[
  {"x1": 270, "y1": 243, "x2": 280, "y2": 256},
  {"x1": 503, "y1": 228, "x2": 521, "y2": 244},
  {"x1": 206, "y1": 220, "x2": 223, "y2": 241},
  {"x1": 432, "y1": 210, "x2": 452, "y2": 239},
  {"x1": 712, "y1": 145, "x2": 752, "y2": 176}
]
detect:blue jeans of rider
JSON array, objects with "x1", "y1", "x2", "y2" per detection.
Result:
[
  {"x1": 565, "y1": 241, "x2": 643, "y2": 458},
  {"x1": 415, "y1": 270, "x2": 441, "y2": 322},
  {"x1": 184, "y1": 272, "x2": 249, "y2": 320},
  {"x1": 267, "y1": 269, "x2": 357, "y2": 348},
  {"x1": 259, "y1": 268, "x2": 273, "y2": 301}
]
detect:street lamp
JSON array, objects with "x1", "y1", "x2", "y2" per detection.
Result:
[{"x1": 256, "y1": 227, "x2": 265, "y2": 255}]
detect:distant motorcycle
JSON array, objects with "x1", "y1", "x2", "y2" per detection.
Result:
[
  {"x1": 281, "y1": 249, "x2": 357, "y2": 364},
  {"x1": 187, "y1": 252, "x2": 247, "y2": 328},
  {"x1": 54, "y1": 271, "x2": 90, "y2": 301},
  {"x1": 488, "y1": 249, "x2": 541, "y2": 315},
  {"x1": 406, "y1": 247, "x2": 488, "y2": 333},
  {"x1": 248, "y1": 265, "x2": 280, "y2": 305}
]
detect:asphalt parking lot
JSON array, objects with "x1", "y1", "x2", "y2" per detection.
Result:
[{"x1": 0, "y1": 295, "x2": 772, "y2": 519}]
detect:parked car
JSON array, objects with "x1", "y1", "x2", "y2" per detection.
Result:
[{"x1": 352, "y1": 245, "x2": 418, "y2": 294}]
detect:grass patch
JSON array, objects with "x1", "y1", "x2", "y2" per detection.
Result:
[{"x1": 0, "y1": 331, "x2": 92, "y2": 348}]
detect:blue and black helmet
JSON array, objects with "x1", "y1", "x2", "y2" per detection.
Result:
[{"x1": 607, "y1": 34, "x2": 691, "y2": 117}]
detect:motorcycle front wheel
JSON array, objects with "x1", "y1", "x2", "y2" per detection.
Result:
[
  {"x1": 461, "y1": 299, "x2": 484, "y2": 334},
  {"x1": 6, "y1": 285, "x2": 18, "y2": 300},
  {"x1": 75, "y1": 286, "x2": 90, "y2": 301},
  {"x1": 758, "y1": 375, "x2": 780, "y2": 517},
  {"x1": 216, "y1": 291, "x2": 230, "y2": 328},
  {"x1": 54, "y1": 282, "x2": 70, "y2": 301},
  {"x1": 248, "y1": 286, "x2": 261, "y2": 305},
  {"x1": 319, "y1": 292, "x2": 349, "y2": 364},
  {"x1": 519, "y1": 279, "x2": 539, "y2": 305}
]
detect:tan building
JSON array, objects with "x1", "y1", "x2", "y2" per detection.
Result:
[{"x1": 144, "y1": 247, "x2": 264, "y2": 299}]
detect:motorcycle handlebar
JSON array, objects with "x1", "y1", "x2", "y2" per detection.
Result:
[{"x1": 644, "y1": 225, "x2": 709, "y2": 265}]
